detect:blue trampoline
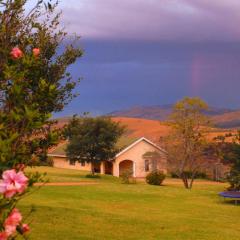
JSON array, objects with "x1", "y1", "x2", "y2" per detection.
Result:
[{"x1": 219, "y1": 191, "x2": 240, "y2": 205}]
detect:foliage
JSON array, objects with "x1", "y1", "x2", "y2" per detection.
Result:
[
  {"x1": 0, "y1": 0, "x2": 83, "y2": 170},
  {"x1": 212, "y1": 132, "x2": 240, "y2": 189},
  {"x1": 120, "y1": 170, "x2": 136, "y2": 184},
  {"x1": 146, "y1": 170, "x2": 166, "y2": 185},
  {"x1": 65, "y1": 116, "x2": 125, "y2": 174},
  {"x1": 164, "y1": 97, "x2": 210, "y2": 189},
  {"x1": 0, "y1": 1, "x2": 82, "y2": 238},
  {"x1": 170, "y1": 171, "x2": 207, "y2": 179},
  {"x1": 226, "y1": 145, "x2": 240, "y2": 190},
  {"x1": 212, "y1": 132, "x2": 240, "y2": 165},
  {"x1": 226, "y1": 170, "x2": 240, "y2": 191},
  {"x1": 0, "y1": 167, "x2": 44, "y2": 239},
  {"x1": 85, "y1": 174, "x2": 101, "y2": 179}
]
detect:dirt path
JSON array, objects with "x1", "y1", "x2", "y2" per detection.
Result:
[{"x1": 34, "y1": 182, "x2": 98, "y2": 186}]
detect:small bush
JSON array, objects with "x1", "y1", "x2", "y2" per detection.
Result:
[
  {"x1": 120, "y1": 170, "x2": 136, "y2": 184},
  {"x1": 146, "y1": 170, "x2": 166, "y2": 186},
  {"x1": 85, "y1": 174, "x2": 101, "y2": 179},
  {"x1": 170, "y1": 172, "x2": 179, "y2": 178},
  {"x1": 30, "y1": 156, "x2": 54, "y2": 167}
]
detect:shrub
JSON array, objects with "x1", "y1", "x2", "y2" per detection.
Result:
[
  {"x1": 0, "y1": 167, "x2": 45, "y2": 239},
  {"x1": 120, "y1": 170, "x2": 136, "y2": 184},
  {"x1": 85, "y1": 174, "x2": 101, "y2": 179},
  {"x1": 146, "y1": 170, "x2": 166, "y2": 186},
  {"x1": 32, "y1": 157, "x2": 54, "y2": 167}
]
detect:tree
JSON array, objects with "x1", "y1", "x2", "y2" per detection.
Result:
[
  {"x1": 164, "y1": 97, "x2": 210, "y2": 189},
  {"x1": 227, "y1": 161, "x2": 240, "y2": 191},
  {"x1": 0, "y1": 1, "x2": 82, "y2": 238},
  {"x1": 65, "y1": 116, "x2": 125, "y2": 175},
  {"x1": 222, "y1": 141, "x2": 240, "y2": 190},
  {"x1": 0, "y1": 0, "x2": 83, "y2": 170},
  {"x1": 213, "y1": 132, "x2": 240, "y2": 189}
]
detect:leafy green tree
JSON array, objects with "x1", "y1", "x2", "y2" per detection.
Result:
[
  {"x1": 213, "y1": 132, "x2": 240, "y2": 189},
  {"x1": 65, "y1": 116, "x2": 125, "y2": 175},
  {"x1": 224, "y1": 143, "x2": 240, "y2": 190},
  {"x1": 165, "y1": 97, "x2": 210, "y2": 189},
  {"x1": 0, "y1": 0, "x2": 83, "y2": 170}
]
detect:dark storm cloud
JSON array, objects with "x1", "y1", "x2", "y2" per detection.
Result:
[
  {"x1": 62, "y1": 0, "x2": 240, "y2": 42},
  {"x1": 54, "y1": 0, "x2": 240, "y2": 117},
  {"x1": 54, "y1": 40, "x2": 240, "y2": 117}
]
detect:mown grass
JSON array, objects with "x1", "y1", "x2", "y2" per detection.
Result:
[
  {"x1": 26, "y1": 166, "x2": 117, "y2": 183},
  {"x1": 18, "y1": 167, "x2": 240, "y2": 240}
]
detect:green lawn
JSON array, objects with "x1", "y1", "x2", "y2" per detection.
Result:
[{"x1": 18, "y1": 167, "x2": 240, "y2": 240}]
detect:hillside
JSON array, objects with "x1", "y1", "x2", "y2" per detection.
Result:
[
  {"x1": 50, "y1": 117, "x2": 171, "y2": 154},
  {"x1": 109, "y1": 105, "x2": 240, "y2": 128},
  {"x1": 112, "y1": 117, "x2": 170, "y2": 142},
  {"x1": 109, "y1": 105, "x2": 173, "y2": 121},
  {"x1": 211, "y1": 110, "x2": 240, "y2": 128},
  {"x1": 49, "y1": 116, "x2": 235, "y2": 155},
  {"x1": 112, "y1": 117, "x2": 235, "y2": 142},
  {"x1": 53, "y1": 116, "x2": 236, "y2": 141}
]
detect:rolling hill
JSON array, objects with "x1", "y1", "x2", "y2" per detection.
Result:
[
  {"x1": 53, "y1": 116, "x2": 171, "y2": 143},
  {"x1": 211, "y1": 110, "x2": 240, "y2": 128},
  {"x1": 55, "y1": 116, "x2": 236, "y2": 142},
  {"x1": 49, "y1": 116, "x2": 235, "y2": 155},
  {"x1": 109, "y1": 105, "x2": 240, "y2": 128},
  {"x1": 112, "y1": 117, "x2": 170, "y2": 142},
  {"x1": 111, "y1": 117, "x2": 235, "y2": 142}
]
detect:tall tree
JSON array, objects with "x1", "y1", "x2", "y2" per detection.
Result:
[
  {"x1": 0, "y1": 0, "x2": 83, "y2": 170},
  {"x1": 213, "y1": 132, "x2": 240, "y2": 189},
  {"x1": 164, "y1": 97, "x2": 210, "y2": 189},
  {"x1": 65, "y1": 116, "x2": 125, "y2": 175}
]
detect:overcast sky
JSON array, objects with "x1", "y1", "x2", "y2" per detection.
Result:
[{"x1": 52, "y1": 0, "x2": 240, "y2": 116}]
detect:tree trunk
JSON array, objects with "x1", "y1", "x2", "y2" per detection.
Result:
[
  {"x1": 91, "y1": 163, "x2": 95, "y2": 175},
  {"x1": 189, "y1": 171, "x2": 197, "y2": 189},
  {"x1": 189, "y1": 178, "x2": 194, "y2": 189},
  {"x1": 182, "y1": 178, "x2": 189, "y2": 189},
  {"x1": 181, "y1": 173, "x2": 190, "y2": 189}
]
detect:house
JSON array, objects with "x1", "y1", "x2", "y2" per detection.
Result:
[{"x1": 48, "y1": 137, "x2": 168, "y2": 178}]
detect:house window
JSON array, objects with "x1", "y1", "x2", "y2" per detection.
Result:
[
  {"x1": 81, "y1": 162, "x2": 85, "y2": 167},
  {"x1": 69, "y1": 160, "x2": 75, "y2": 166},
  {"x1": 145, "y1": 160, "x2": 150, "y2": 172}
]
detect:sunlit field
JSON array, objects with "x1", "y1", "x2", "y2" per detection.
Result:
[{"x1": 19, "y1": 167, "x2": 240, "y2": 240}]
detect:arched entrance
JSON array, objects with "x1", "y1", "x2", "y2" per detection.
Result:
[{"x1": 119, "y1": 160, "x2": 134, "y2": 176}]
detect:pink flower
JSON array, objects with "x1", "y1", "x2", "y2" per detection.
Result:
[
  {"x1": 22, "y1": 224, "x2": 30, "y2": 234},
  {"x1": 4, "y1": 208, "x2": 22, "y2": 236},
  {"x1": 0, "y1": 170, "x2": 28, "y2": 198},
  {"x1": 5, "y1": 208, "x2": 22, "y2": 226},
  {"x1": 10, "y1": 47, "x2": 23, "y2": 59},
  {"x1": 0, "y1": 183, "x2": 6, "y2": 194},
  {"x1": 0, "y1": 232, "x2": 8, "y2": 240},
  {"x1": 33, "y1": 48, "x2": 40, "y2": 57},
  {"x1": 4, "y1": 224, "x2": 16, "y2": 237}
]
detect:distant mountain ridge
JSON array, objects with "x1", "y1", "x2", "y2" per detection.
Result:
[
  {"x1": 109, "y1": 105, "x2": 240, "y2": 128},
  {"x1": 109, "y1": 105, "x2": 172, "y2": 121}
]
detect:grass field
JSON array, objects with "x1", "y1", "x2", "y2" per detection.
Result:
[{"x1": 18, "y1": 167, "x2": 240, "y2": 240}]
